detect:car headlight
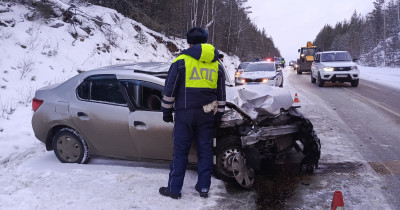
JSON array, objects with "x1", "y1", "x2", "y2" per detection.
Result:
[
  {"x1": 323, "y1": 67, "x2": 334, "y2": 71},
  {"x1": 236, "y1": 78, "x2": 245, "y2": 84},
  {"x1": 351, "y1": 66, "x2": 358, "y2": 70},
  {"x1": 262, "y1": 79, "x2": 268, "y2": 83}
]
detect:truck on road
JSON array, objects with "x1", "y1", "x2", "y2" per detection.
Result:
[{"x1": 297, "y1": 41, "x2": 318, "y2": 74}]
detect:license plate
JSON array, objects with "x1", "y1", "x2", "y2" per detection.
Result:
[{"x1": 336, "y1": 74, "x2": 348, "y2": 78}]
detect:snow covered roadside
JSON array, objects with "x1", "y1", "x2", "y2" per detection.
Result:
[
  {"x1": 0, "y1": 1, "x2": 246, "y2": 209},
  {"x1": 359, "y1": 66, "x2": 400, "y2": 90}
]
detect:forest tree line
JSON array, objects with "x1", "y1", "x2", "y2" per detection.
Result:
[
  {"x1": 313, "y1": 0, "x2": 400, "y2": 67},
  {"x1": 87, "y1": 0, "x2": 281, "y2": 62}
]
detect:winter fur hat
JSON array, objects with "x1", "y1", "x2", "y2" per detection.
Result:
[{"x1": 187, "y1": 27, "x2": 208, "y2": 45}]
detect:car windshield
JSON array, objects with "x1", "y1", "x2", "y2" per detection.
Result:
[
  {"x1": 321, "y1": 52, "x2": 352, "y2": 62},
  {"x1": 302, "y1": 48, "x2": 316, "y2": 56},
  {"x1": 238, "y1": 62, "x2": 250, "y2": 69},
  {"x1": 244, "y1": 62, "x2": 275, "y2": 72}
]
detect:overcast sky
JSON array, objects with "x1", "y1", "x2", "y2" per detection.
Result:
[{"x1": 246, "y1": 0, "x2": 377, "y2": 61}]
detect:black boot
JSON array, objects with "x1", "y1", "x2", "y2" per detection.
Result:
[
  {"x1": 195, "y1": 185, "x2": 208, "y2": 198},
  {"x1": 159, "y1": 187, "x2": 181, "y2": 199}
]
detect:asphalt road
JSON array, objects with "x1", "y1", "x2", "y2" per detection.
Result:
[{"x1": 285, "y1": 68, "x2": 400, "y2": 208}]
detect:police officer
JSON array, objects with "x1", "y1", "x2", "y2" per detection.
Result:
[{"x1": 159, "y1": 27, "x2": 226, "y2": 199}]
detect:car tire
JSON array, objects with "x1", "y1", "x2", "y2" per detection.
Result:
[
  {"x1": 317, "y1": 72, "x2": 324, "y2": 87},
  {"x1": 53, "y1": 128, "x2": 91, "y2": 164},
  {"x1": 214, "y1": 135, "x2": 255, "y2": 188},
  {"x1": 351, "y1": 79, "x2": 359, "y2": 87},
  {"x1": 297, "y1": 69, "x2": 302, "y2": 74},
  {"x1": 311, "y1": 73, "x2": 316, "y2": 83}
]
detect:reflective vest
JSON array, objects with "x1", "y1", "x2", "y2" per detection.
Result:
[{"x1": 173, "y1": 45, "x2": 219, "y2": 90}]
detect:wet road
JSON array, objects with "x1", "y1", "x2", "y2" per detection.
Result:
[
  {"x1": 215, "y1": 68, "x2": 400, "y2": 209},
  {"x1": 284, "y1": 68, "x2": 400, "y2": 208}
]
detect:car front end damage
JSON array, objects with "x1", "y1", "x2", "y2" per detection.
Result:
[{"x1": 213, "y1": 85, "x2": 321, "y2": 188}]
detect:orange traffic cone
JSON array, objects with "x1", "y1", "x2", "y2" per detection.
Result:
[
  {"x1": 293, "y1": 93, "x2": 300, "y2": 103},
  {"x1": 331, "y1": 191, "x2": 344, "y2": 210}
]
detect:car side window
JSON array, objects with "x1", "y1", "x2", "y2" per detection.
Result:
[
  {"x1": 91, "y1": 79, "x2": 126, "y2": 105},
  {"x1": 121, "y1": 80, "x2": 163, "y2": 111},
  {"x1": 77, "y1": 80, "x2": 90, "y2": 100},
  {"x1": 77, "y1": 75, "x2": 126, "y2": 105},
  {"x1": 314, "y1": 54, "x2": 320, "y2": 63}
]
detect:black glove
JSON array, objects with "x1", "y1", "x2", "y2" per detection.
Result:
[
  {"x1": 163, "y1": 113, "x2": 173, "y2": 123},
  {"x1": 214, "y1": 112, "x2": 224, "y2": 127}
]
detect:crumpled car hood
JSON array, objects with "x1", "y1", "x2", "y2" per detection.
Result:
[{"x1": 225, "y1": 85, "x2": 294, "y2": 120}]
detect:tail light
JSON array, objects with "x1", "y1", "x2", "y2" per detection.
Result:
[{"x1": 32, "y1": 98, "x2": 43, "y2": 112}]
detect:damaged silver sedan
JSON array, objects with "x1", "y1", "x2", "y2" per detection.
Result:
[{"x1": 31, "y1": 62, "x2": 321, "y2": 188}]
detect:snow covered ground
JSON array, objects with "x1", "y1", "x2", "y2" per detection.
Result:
[
  {"x1": 359, "y1": 66, "x2": 400, "y2": 90},
  {"x1": 1, "y1": 1, "x2": 400, "y2": 209}
]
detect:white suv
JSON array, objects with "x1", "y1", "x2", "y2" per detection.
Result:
[{"x1": 311, "y1": 51, "x2": 360, "y2": 87}]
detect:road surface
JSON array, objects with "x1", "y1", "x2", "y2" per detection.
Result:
[{"x1": 272, "y1": 67, "x2": 400, "y2": 209}]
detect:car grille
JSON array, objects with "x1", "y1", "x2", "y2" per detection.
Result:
[
  {"x1": 243, "y1": 78, "x2": 264, "y2": 82},
  {"x1": 333, "y1": 67, "x2": 352, "y2": 71}
]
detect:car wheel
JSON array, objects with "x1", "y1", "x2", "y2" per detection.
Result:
[
  {"x1": 311, "y1": 73, "x2": 316, "y2": 83},
  {"x1": 317, "y1": 72, "x2": 324, "y2": 87},
  {"x1": 53, "y1": 128, "x2": 91, "y2": 164},
  {"x1": 351, "y1": 79, "x2": 359, "y2": 87},
  {"x1": 214, "y1": 135, "x2": 255, "y2": 188},
  {"x1": 297, "y1": 69, "x2": 302, "y2": 74}
]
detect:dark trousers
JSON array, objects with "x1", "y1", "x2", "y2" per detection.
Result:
[{"x1": 167, "y1": 108, "x2": 214, "y2": 194}]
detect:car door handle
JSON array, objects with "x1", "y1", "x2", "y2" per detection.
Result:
[
  {"x1": 77, "y1": 112, "x2": 88, "y2": 117},
  {"x1": 134, "y1": 121, "x2": 146, "y2": 126}
]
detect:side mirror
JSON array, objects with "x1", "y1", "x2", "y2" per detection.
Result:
[{"x1": 298, "y1": 49, "x2": 300, "y2": 53}]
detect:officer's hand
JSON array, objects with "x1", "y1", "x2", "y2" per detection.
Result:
[{"x1": 163, "y1": 113, "x2": 173, "y2": 123}]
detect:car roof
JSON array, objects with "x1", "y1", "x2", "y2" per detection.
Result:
[
  {"x1": 318, "y1": 51, "x2": 349, "y2": 54},
  {"x1": 93, "y1": 62, "x2": 170, "y2": 78},
  {"x1": 248, "y1": 61, "x2": 274, "y2": 65},
  {"x1": 78, "y1": 62, "x2": 170, "y2": 80}
]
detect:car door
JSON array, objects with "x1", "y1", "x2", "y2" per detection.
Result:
[
  {"x1": 70, "y1": 75, "x2": 138, "y2": 159},
  {"x1": 311, "y1": 54, "x2": 320, "y2": 77},
  {"x1": 120, "y1": 79, "x2": 197, "y2": 162}
]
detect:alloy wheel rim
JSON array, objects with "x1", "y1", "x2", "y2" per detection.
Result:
[{"x1": 219, "y1": 147, "x2": 241, "y2": 177}]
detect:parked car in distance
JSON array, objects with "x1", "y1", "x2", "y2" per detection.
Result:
[
  {"x1": 289, "y1": 60, "x2": 296, "y2": 66},
  {"x1": 235, "y1": 61, "x2": 283, "y2": 87},
  {"x1": 311, "y1": 51, "x2": 360, "y2": 87}
]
